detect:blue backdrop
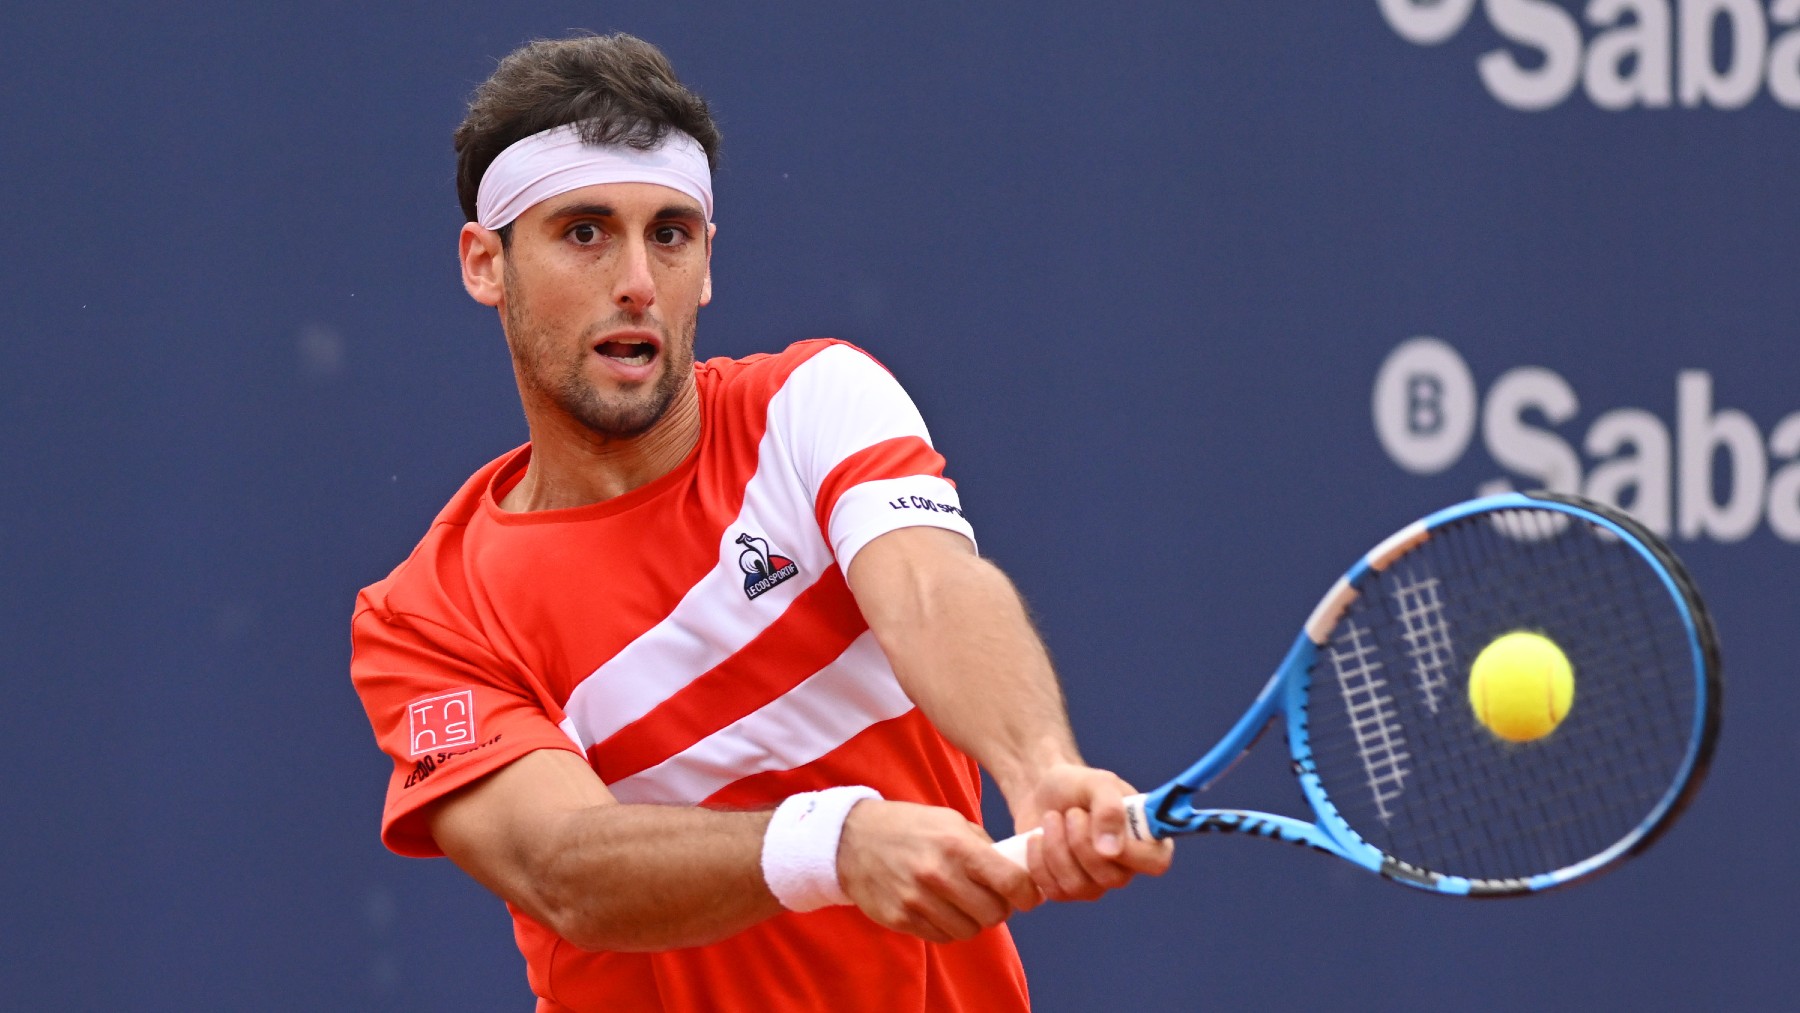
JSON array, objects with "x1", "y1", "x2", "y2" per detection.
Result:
[{"x1": 4, "y1": 2, "x2": 1795, "y2": 1008}]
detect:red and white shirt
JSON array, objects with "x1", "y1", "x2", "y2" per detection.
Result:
[{"x1": 351, "y1": 340, "x2": 1030, "y2": 1012}]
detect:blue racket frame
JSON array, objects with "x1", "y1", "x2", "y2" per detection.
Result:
[{"x1": 1133, "y1": 491, "x2": 1718, "y2": 897}]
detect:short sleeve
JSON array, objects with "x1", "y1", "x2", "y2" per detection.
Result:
[
  {"x1": 767, "y1": 343, "x2": 976, "y2": 571},
  {"x1": 350, "y1": 598, "x2": 586, "y2": 857}
]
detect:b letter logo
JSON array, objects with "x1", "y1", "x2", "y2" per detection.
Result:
[{"x1": 407, "y1": 690, "x2": 477, "y2": 757}]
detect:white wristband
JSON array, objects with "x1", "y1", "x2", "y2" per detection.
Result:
[{"x1": 760, "y1": 786, "x2": 882, "y2": 912}]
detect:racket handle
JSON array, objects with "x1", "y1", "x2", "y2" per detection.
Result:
[
  {"x1": 992, "y1": 793, "x2": 1152, "y2": 869},
  {"x1": 992, "y1": 830, "x2": 1037, "y2": 868}
]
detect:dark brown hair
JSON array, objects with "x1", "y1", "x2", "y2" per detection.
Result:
[{"x1": 453, "y1": 33, "x2": 721, "y2": 226}]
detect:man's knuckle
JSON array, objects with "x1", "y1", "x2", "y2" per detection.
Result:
[{"x1": 915, "y1": 861, "x2": 953, "y2": 891}]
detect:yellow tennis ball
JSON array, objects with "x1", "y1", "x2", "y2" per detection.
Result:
[{"x1": 1467, "y1": 631, "x2": 1575, "y2": 743}]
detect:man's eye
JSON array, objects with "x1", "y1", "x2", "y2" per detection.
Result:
[
  {"x1": 653, "y1": 226, "x2": 687, "y2": 246},
  {"x1": 570, "y1": 224, "x2": 600, "y2": 244}
]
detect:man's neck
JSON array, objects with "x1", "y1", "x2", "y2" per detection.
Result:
[{"x1": 500, "y1": 380, "x2": 702, "y2": 512}]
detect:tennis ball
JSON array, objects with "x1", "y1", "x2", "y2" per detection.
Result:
[{"x1": 1467, "y1": 631, "x2": 1575, "y2": 743}]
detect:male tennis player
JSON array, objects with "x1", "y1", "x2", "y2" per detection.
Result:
[{"x1": 349, "y1": 32, "x2": 1170, "y2": 1012}]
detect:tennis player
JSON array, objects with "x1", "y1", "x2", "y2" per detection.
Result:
[{"x1": 349, "y1": 32, "x2": 1170, "y2": 1012}]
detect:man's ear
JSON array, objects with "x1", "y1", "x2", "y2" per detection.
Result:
[{"x1": 460, "y1": 223, "x2": 505, "y2": 307}]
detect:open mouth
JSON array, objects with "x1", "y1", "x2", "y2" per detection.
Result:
[{"x1": 595, "y1": 339, "x2": 657, "y2": 367}]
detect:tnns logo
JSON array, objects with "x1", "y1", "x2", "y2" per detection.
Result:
[{"x1": 736, "y1": 533, "x2": 799, "y2": 599}]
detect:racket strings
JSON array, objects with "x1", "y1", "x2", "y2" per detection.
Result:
[
  {"x1": 1302, "y1": 507, "x2": 1702, "y2": 884},
  {"x1": 1436, "y1": 519, "x2": 1689, "y2": 872},
  {"x1": 1451, "y1": 518, "x2": 1687, "y2": 867}
]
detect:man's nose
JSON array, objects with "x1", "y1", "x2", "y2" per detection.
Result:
[{"x1": 612, "y1": 237, "x2": 656, "y2": 311}]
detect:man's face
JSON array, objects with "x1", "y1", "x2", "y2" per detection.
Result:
[{"x1": 492, "y1": 182, "x2": 713, "y2": 440}]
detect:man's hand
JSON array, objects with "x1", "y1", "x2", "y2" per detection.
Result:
[
  {"x1": 837, "y1": 799, "x2": 1044, "y2": 943},
  {"x1": 1014, "y1": 763, "x2": 1174, "y2": 902}
]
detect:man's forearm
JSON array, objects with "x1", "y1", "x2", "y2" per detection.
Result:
[
  {"x1": 849, "y1": 530, "x2": 1084, "y2": 824},
  {"x1": 433, "y1": 740, "x2": 1043, "y2": 953},
  {"x1": 431, "y1": 750, "x2": 783, "y2": 953},
  {"x1": 529, "y1": 804, "x2": 782, "y2": 951}
]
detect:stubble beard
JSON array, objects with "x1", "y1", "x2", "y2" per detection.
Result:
[
  {"x1": 504, "y1": 270, "x2": 696, "y2": 441},
  {"x1": 550, "y1": 314, "x2": 693, "y2": 439}
]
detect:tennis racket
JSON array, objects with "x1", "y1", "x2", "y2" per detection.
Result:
[{"x1": 995, "y1": 490, "x2": 1721, "y2": 896}]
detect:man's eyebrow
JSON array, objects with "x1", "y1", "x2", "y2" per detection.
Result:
[
  {"x1": 543, "y1": 201, "x2": 616, "y2": 221},
  {"x1": 653, "y1": 204, "x2": 707, "y2": 224}
]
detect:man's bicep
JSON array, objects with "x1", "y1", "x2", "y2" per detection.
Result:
[
  {"x1": 427, "y1": 748, "x2": 617, "y2": 920},
  {"x1": 845, "y1": 526, "x2": 982, "y2": 630}
]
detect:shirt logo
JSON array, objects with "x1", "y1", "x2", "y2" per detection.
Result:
[
  {"x1": 736, "y1": 532, "x2": 799, "y2": 600},
  {"x1": 406, "y1": 690, "x2": 477, "y2": 757}
]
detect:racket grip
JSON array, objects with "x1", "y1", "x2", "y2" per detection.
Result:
[{"x1": 992, "y1": 793, "x2": 1152, "y2": 869}]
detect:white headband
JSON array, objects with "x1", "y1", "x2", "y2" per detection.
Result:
[{"x1": 475, "y1": 123, "x2": 713, "y2": 230}]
